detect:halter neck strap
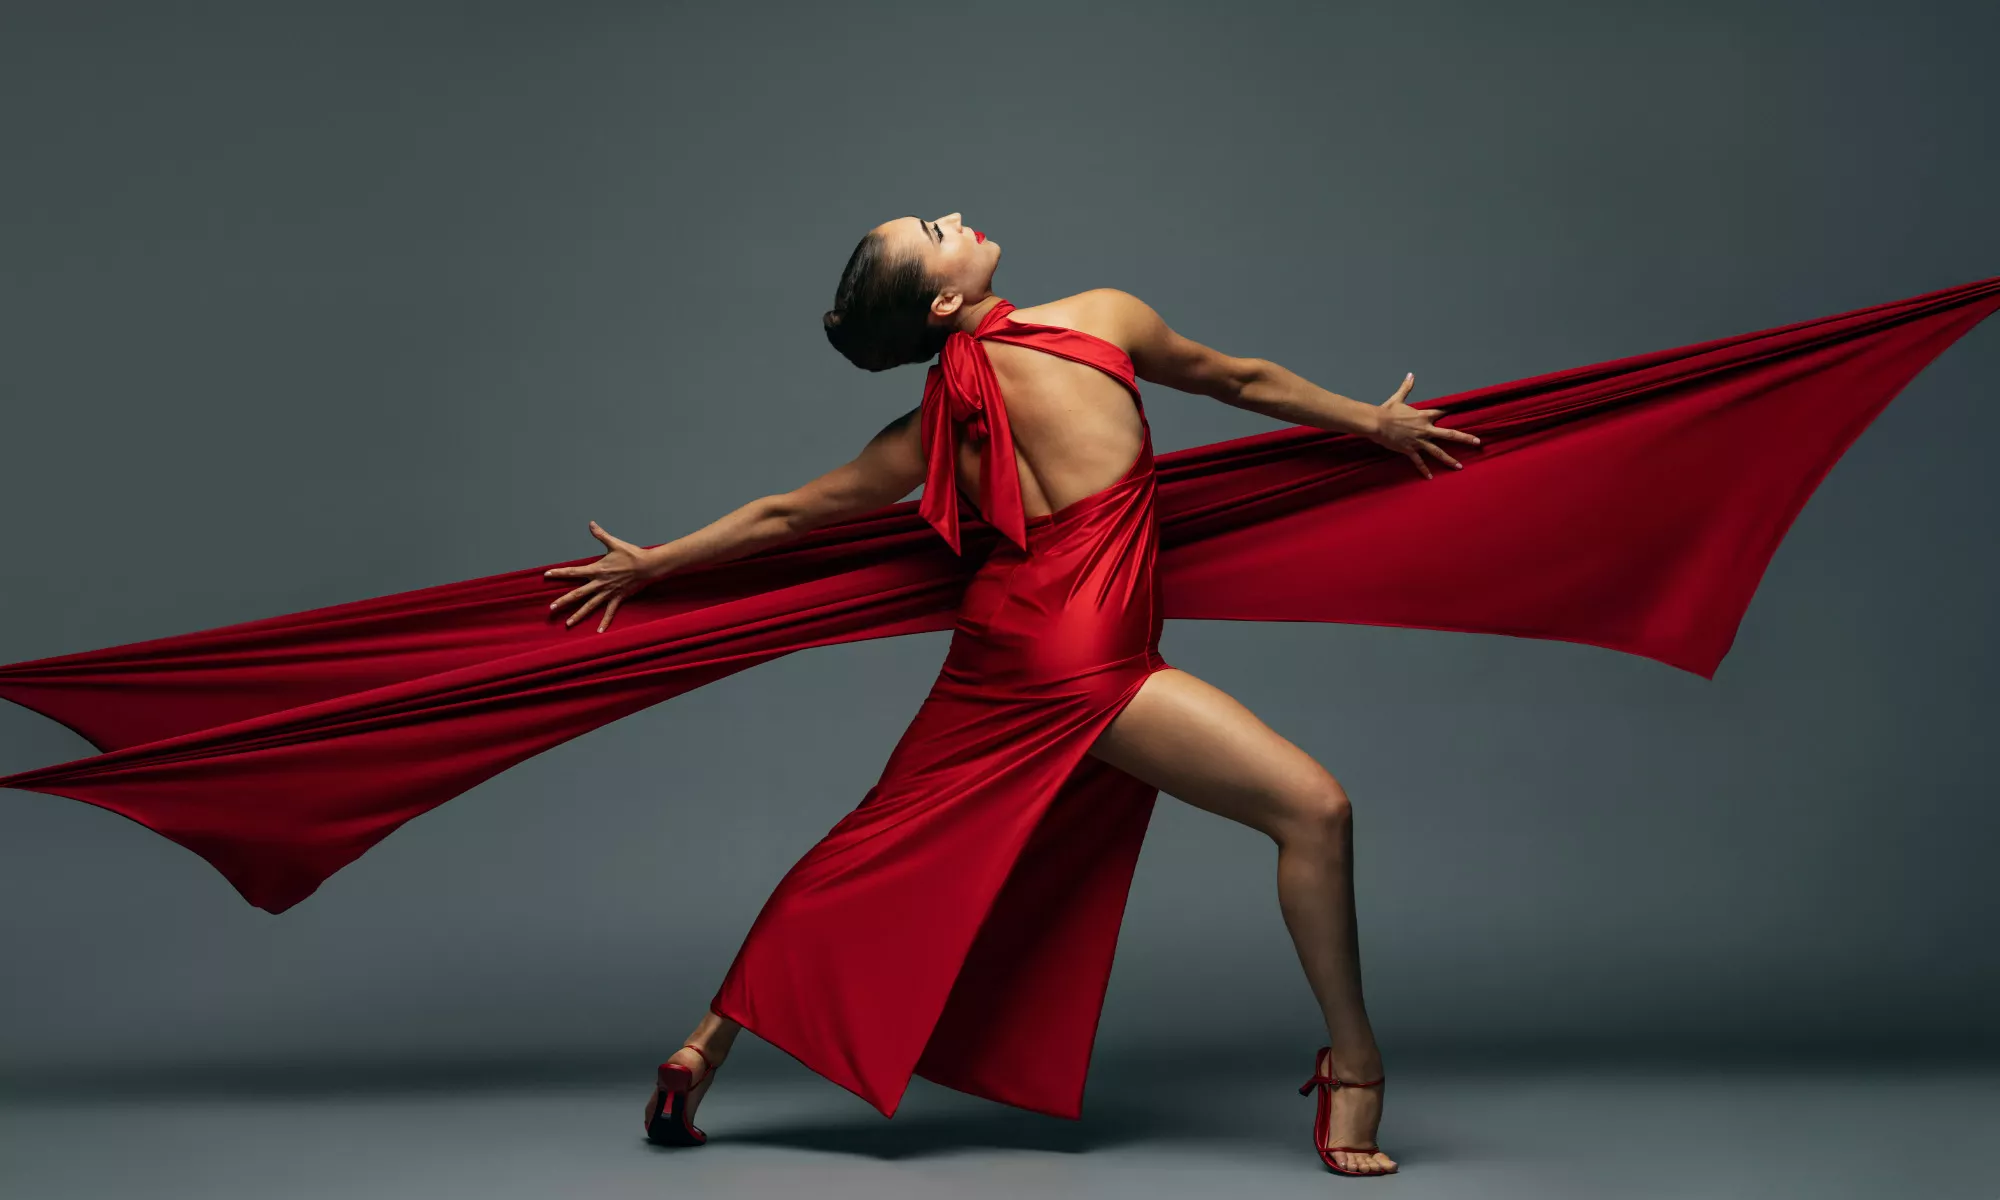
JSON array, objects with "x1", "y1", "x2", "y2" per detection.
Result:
[{"x1": 918, "y1": 299, "x2": 1030, "y2": 555}]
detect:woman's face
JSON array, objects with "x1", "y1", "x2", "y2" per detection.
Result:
[{"x1": 872, "y1": 212, "x2": 1002, "y2": 321}]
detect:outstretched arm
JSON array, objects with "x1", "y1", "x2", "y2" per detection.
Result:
[
  {"x1": 1090, "y1": 288, "x2": 1479, "y2": 479},
  {"x1": 545, "y1": 406, "x2": 927, "y2": 631}
]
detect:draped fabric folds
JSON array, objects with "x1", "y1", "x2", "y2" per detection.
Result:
[
  {"x1": 710, "y1": 299, "x2": 1172, "y2": 1118},
  {"x1": 3, "y1": 274, "x2": 1995, "y2": 924},
  {"x1": 920, "y1": 315, "x2": 1027, "y2": 553}
]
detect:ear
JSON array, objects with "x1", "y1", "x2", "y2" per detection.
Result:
[{"x1": 930, "y1": 289, "x2": 964, "y2": 321}]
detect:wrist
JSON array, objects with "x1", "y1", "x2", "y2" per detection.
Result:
[
  {"x1": 637, "y1": 545, "x2": 674, "y2": 581},
  {"x1": 1347, "y1": 397, "x2": 1385, "y2": 439}
]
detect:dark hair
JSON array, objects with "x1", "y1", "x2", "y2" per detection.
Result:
[{"x1": 822, "y1": 230, "x2": 952, "y2": 372}]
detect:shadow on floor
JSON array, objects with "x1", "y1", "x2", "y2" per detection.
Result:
[{"x1": 709, "y1": 1095, "x2": 1198, "y2": 1159}]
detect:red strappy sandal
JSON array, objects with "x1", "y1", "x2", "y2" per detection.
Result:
[
  {"x1": 1297, "y1": 1046, "x2": 1395, "y2": 1176},
  {"x1": 644, "y1": 1043, "x2": 721, "y2": 1146}
]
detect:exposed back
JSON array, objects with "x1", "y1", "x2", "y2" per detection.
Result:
[{"x1": 918, "y1": 298, "x2": 1142, "y2": 555}]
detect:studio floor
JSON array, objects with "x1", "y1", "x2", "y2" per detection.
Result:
[{"x1": 5, "y1": 1053, "x2": 1996, "y2": 1199}]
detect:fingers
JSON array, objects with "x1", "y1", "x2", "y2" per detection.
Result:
[
  {"x1": 588, "y1": 519, "x2": 639, "y2": 553},
  {"x1": 549, "y1": 521, "x2": 628, "y2": 582},
  {"x1": 1411, "y1": 398, "x2": 1482, "y2": 447},
  {"x1": 598, "y1": 594, "x2": 623, "y2": 633},
  {"x1": 1421, "y1": 414, "x2": 1481, "y2": 445},
  {"x1": 1403, "y1": 447, "x2": 1432, "y2": 480},
  {"x1": 549, "y1": 582, "x2": 598, "y2": 613},
  {"x1": 1418, "y1": 438, "x2": 1463, "y2": 470},
  {"x1": 564, "y1": 587, "x2": 609, "y2": 628},
  {"x1": 1380, "y1": 371, "x2": 1415, "y2": 406}
]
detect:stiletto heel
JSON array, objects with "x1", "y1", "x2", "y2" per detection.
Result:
[
  {"x1": 644, "y1": 1043, "x2": 721, "y2": 1146},
  {"x1": 1297, "y1": 1046, "x2": 1394, "y2": 1177}
]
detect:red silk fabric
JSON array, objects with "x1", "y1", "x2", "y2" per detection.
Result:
[
  {"x1": 717, "y1": 307, "x2": 1167, "y2": 1116},
  {"x1": 2, "y1": 276, "x2": 1996, "y2": 1113}
]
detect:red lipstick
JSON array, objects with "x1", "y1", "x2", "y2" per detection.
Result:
[{"x1": 972, "y1": 229, "x2": 985, "y2": 243}]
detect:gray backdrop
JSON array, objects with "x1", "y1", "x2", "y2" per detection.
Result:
[{"x1": 2, "y1": 0, "x2": 1994, "y2": 1086}]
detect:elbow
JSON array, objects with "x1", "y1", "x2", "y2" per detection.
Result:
[
  {"x1": 1220, "y1": 357, "x2": 1274, "y2": 406},
  {"x1": 759, "y1": 493, "x2": 812, "y2": 535}
]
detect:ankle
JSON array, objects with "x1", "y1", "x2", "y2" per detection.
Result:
[
  {"x1": 692, "y1": 1012, "x2": 740, "y2": 1053},
  {"x1": 1325, "y1": 1047, "x2": 1383, "y2": 1082},
  {"x1": 675, "y1": 1041, "x2": 723, "y2": 1075}
]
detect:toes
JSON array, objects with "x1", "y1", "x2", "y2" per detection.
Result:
[{"x1": 1333, "y1": 1149, "x2": 1396, "y2": 1175}]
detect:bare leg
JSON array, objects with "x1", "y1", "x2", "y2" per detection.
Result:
[
  {"x1": 1090, "y1": 667, "x2": 1397, "y2": 1175},
  {"x1": 645, "y1": 1010, "x2": 742, "y2": 1127}
]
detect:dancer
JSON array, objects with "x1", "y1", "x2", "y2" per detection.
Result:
[
  {"x1": 5, "y1": 215, "x2": 1991, "y2": 1177},
  {"x1": 547, "y1": 213, "x2": 1479, "y2": 1175}
]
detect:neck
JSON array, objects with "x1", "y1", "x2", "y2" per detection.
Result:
[{"x1": 951, "y1": 293, "x2": 1006, "y2": 334}]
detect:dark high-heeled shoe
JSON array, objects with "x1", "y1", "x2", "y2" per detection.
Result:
[
  {"x1": 1297, "y1": 1046, "x2": 1395, "y2": 1177},
  {"x1": 644, "y1": 1043, "x2": 721, "y2": 1146}
]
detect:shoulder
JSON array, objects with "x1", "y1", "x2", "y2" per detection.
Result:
[
  {"x1": 1016, "y1": 288, "x2": 1166, "y2": 355},
  {"x1": 1066, "y1": 291, "x2": 1249, "y2": 395}
]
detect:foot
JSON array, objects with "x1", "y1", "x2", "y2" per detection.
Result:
[
  {"x1": 642, "y1": 1042, "x2": 723, "y2": 1129},
  {"x1": 1317, "y1": 1048, "x2": 1398, "y2": 1176}
]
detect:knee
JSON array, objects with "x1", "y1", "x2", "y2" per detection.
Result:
[{"x1": 1281, "y1": 772, "x2": 1351, "y2": 845}]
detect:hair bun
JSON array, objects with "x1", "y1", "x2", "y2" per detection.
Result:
[{"x1": 824, "y1": 230, "x2": 953, "y2": 372}]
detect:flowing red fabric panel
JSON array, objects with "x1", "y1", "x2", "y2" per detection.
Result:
[
  {"x1": 3, "y1": 275, "x2": 1996, "y2": 914},
  {"x1": 920, "y1": 315, "x2": 1027, "y2": 553}
]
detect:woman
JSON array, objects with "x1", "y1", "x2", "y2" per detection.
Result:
[{"x1": 548, "y1": 212, "x2": 1478, "y2": 1177}]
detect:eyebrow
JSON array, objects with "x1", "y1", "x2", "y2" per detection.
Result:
[{"x1": 911, "y1": 215, "x2": 938, "y2": 244}]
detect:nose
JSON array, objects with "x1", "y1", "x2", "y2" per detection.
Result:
[{"x1": 939, "y1": 212, "x2": 963, "y2": 230}]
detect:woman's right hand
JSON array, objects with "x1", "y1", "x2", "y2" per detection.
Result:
[
  {"x1": 1368, "y1": 372, "x2": 1479, "y2": 480},
  {"x1": 544, "y1": 520, "x2": 661, "y2": 632}
]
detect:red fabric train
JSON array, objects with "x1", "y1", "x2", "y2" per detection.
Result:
[{"x1": 2, "y1": 275, "x2": 1996, "y2": 1117}]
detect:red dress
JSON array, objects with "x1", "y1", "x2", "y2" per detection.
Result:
[{"x1": 710, "y1": 301, "x2": 1175, "y2": 1118}]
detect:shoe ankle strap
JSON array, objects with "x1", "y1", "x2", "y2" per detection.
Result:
[
  {"x1": 1298, "y1": 1071, "x2": 1384, "y2": 1094},
  {"x1": 1299, "y1": 1046, "x2": 1382, "y2": 1094},
  {"x1": 680, "y1": 1043, "x2": 718, "y2": 1074}
]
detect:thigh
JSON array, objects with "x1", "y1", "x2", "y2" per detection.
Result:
[{"x1": 1089, "y1": 667, "x2": 1342, "y2": 842}]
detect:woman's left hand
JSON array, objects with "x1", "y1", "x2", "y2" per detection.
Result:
[
  {"x1": 544, "y1": 520, "x2": 658, "y2": 632},
  {"x1": 1369, "y1": 372, "x2": 1480, "y2": 480}
]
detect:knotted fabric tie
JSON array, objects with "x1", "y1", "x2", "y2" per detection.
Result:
[{"x1": 918, "y1": 301, "x2": 1029, "y2": 555}]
